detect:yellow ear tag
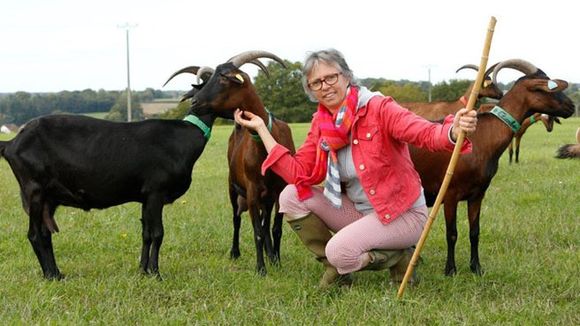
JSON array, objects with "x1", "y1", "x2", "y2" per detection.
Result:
[{"x1": 235, "y1": 74, "x2": 244, "y2": 83}]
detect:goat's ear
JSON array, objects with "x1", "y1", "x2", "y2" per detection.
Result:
[
  {"x1": 482, "y1": 79, "x2": 492, "y2": 88},
  {"x1": 530, "y1": 79, "x2": 568, "y2": 93}
]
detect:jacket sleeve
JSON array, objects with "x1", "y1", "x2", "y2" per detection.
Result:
[
  {"x1": 261, "y1": 114, "x2": 321, "y2": 183},
  {"x1": 376, "y1": 97, "x2": 472, "y2": 153}
]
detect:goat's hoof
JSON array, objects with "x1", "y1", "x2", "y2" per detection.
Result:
[
  {"x1": 268, "y1": 255, "x2": 281, "y2": 267},
  {"x1": 470, "y1": 264, "x2": 484, "y2": 276},
  {"x1": 230, "y1": 251, "x2": 240, "y2": 260},
  {"x1": 44, "y1": 269, "x2": 64, "y2": 281},
  {"x1": 256, "y1": 266, "x2": 267, "y2": 277},
  {"x1": 444, "y1": 266, "x2": 457, "y2": 276}
]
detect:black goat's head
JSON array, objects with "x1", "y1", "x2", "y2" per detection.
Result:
[
  {"x1": 189, "y1": 50, "x2": 286, "y2": 119},
  {"x1": 494, "y1": 59, "x2": 575, "y2": 118}
]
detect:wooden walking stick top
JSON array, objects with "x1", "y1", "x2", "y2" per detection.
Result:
[{"x1": 396, "y1": 16, "x2": 497, "y2": 299}]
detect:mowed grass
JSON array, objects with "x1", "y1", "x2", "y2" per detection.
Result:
[{"x1": 0, "y1": 117, "x2": 578, "y2": 324}]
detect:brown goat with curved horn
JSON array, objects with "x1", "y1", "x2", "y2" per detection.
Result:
[
  {"x1": 401, "y1": 62, "x2": 502, "y2": 121},
  {"x1": 189, "y1": 50, "x2": 294, "y2": 275}
]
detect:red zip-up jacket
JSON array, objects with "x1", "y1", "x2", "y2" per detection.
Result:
[{"x1": 262, "y1": 95, "x2": 471, "y2": 224}]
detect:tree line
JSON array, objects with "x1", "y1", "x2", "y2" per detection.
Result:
[{"x1": 2, "y1": 61, "x2": 579, "y2": 126}]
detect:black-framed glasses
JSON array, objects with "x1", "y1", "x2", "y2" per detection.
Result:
[{"x1": 307, "y1": 72, "x2": 342, "y2": 91}]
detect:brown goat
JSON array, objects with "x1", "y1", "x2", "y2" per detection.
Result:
[
  {"x1": 402, "y1": 64, "x2": 503, "y2": 120},
  {"x1": 189, "y1": 51, "x2": 296, "y2": 275},
  {"x1": 555, "y1": 127, "x2": 580, "y2": 158},
  {"x1": 409, "y1": 59, "x2": 575, "y2": 276},
  {"x1": 508, "y1": 113, "x2": 560, "y2": 163}
]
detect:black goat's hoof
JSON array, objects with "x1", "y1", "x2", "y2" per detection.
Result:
[
  {"x1": 44, "y1": 271, "x2": 64, "y2": 281},
  {"x1": 444, "y1": 266, "x2": 457, "y2": 276},
  {"x1": 256, "y1": 267, "x2": 267, "y2": 277},
  {"x1": 470, "y1": 265, "x2": 484, "y2": 276}
]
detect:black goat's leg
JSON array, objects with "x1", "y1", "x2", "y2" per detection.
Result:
[
  {"x1": 141, "y1": 196, "x2": 164, "y2": 278},
  {"x1": 444, "y1": 201, "x2": 459, "y2": 276},
  {"x1": 26, "y1": 194, "x2": 62, "y2": 280},
  {"x1": 249, "y1": 204, "x2": 267, "y2": 276},
  {"x1": 229, "y1": 186, "x2": 241, "y2": 260},
  {"x1": 468, "y1": 197, "x2": 484, "y2": 275},
  {"x1": 139, "y1": 213, "x2": 152, "y2": 275}
]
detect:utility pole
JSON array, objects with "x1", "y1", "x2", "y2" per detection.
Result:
[
  {"x1": 118, "y1": 23, "x2": 137, "y2": 122},
  {"x1": 428, "y1": 67, "x2": 432, "y2": 103}
]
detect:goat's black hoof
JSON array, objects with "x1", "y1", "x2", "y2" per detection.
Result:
[
  {"x1": 44, "y1": 271, "x2": 64, "y2": 281},
  {"x1": 230, "y1": 251, "x2": 240, "y2": 260},
  {"x1": 470, "y1": 264, "x2": 484, "y2": 276},
  {"x1": 268, "y1": 255, "x2": 281, "y2": 267},
  {"x1": 256, "y1": 266, "x2": 267, "y2": 277},
  {"x1": 444, "y1": 266, "x2": 457, "y2": 276}
]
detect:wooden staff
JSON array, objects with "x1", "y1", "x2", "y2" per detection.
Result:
[{"x1": 397, "y1": 16, "x2": 497, "y2": 299}]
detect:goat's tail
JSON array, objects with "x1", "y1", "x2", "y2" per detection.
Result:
[{"x1": 555, "y1": 144, "x2": 580, "y2": 159}]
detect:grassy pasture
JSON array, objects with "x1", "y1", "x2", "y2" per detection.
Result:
[{"x1": 0, "y1": 117, "x2": 578, "y2": 324}]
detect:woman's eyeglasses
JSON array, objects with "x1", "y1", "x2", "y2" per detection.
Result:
[{"x1": 307, "y1": 72, "x2": 342, "y2": 91}]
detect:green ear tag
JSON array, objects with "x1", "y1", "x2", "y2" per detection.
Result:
[{"x1": 547, "y1": 80, "x2": 558, "y2": 90}]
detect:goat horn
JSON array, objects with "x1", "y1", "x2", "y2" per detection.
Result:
[
  {"x1": 456, "y1": 64, "x2": 479, "y2": 73},
  {"x1": 250, "y1": 59, "x2": 271, "y2": 78},
  {"x1": 195, "y1": 66, "x2": 216, "y2": 84},
  {"x1": 483, "y1": 62, "x2": 499, "y2": 79},
  {"x1": 492, "y1": 59, "x2": 539, "y2": 86},
  {"x1": 163, "y1": 66, "x2": 201, "y2": 87},
  {"x1": 227, "y1": 50, "x2": 287, "y2": 69}
]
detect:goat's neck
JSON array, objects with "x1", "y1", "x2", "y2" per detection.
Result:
[
  {"x1": 239, "y1": 93, "x2": 269, "y2": 123},
  {"x1": 495, "y1": 91, "x2": 530, "y2": 124}
]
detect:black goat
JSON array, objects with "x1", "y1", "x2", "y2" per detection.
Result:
[{"x1": 0, "y1": 68, "x2": 214, "y2": 280}]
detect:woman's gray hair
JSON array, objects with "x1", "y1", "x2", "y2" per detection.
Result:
[{"x1": 301, "y1": 48, "x2": 359, "y2": 102}]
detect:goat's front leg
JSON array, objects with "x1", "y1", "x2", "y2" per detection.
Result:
[
  {"x1": 444, "y1": 201, "x2": 459, "y2": 276},
  {"x1": 140, "y1": 196, "x2": 164, "y2": 279},
  {"x1": 468, "y1": 197, "x2": 484, "y2": 275}
]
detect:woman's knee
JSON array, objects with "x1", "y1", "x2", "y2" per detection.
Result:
[
  {"x1": 279, "y1": 185, "x2": 310, "y2": 219},
  {"x1": 325, "y1": 236, "x2": 361, "y2": 272}
]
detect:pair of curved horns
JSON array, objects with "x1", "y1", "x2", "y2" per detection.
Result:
[
  {"x1": 491, "y1": 59, "x2": 539, "y2": 86},
  {"x1": 456, "y1": 62, "x2": 500, "y2": 81}
]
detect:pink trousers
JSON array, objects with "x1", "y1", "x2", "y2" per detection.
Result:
[{"x1": 279, "y1": 185, "x2": 428, "y2": 274}]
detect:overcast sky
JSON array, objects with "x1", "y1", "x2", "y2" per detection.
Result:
[{"x1": 1, "y1": 0, "x2": 578, "y2": 93}]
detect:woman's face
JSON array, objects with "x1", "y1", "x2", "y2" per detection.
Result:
[{"x1": 307, "y1": 61, "x2": 349, "y2": 112}]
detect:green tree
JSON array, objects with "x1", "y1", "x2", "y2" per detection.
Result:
[
  {"x1": 254, "y1": 60, "x2": 316, "y2": 123},
  {"x1": 105, "y1": 92, "x2": 144, "y2": 121},
  {"x1": 431, "y1": 79, "x2": 471, "y2": 101},
  {"x1": 376, "y1": 81, "x2": 427, "y2": 102}
]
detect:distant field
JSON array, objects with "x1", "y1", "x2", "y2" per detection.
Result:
[
  {"x1": 82, "y1": 112, "x2": 108, "y2": 119},
  {"x1": 0, "y1": 118, "x2": 578, "y2": 324}
]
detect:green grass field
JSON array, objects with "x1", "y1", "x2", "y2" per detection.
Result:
[{"x1": 0, "y1": 118, "x2": 578, "y2": 324}]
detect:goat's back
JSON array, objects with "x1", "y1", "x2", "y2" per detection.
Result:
[{"x1": 3, "y1": 115, "x2": 205, "y2": 209}]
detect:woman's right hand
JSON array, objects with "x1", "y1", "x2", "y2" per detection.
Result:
[{"x1": 234, "y1": 109, "x2": 265, "y2": 132}]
